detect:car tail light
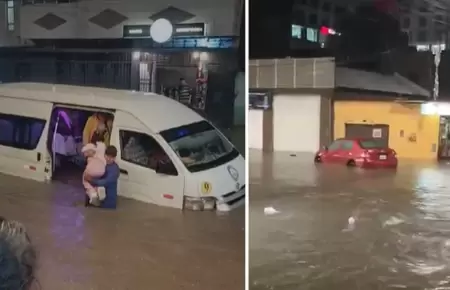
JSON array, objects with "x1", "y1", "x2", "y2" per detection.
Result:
[{"x1": 361, "y1": 150, "x2": 369, "y2": 158}]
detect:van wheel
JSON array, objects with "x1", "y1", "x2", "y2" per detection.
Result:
[
  {"x1": 314, "y1": 156, "x2": 321, "y2": 163},
  {"x1": 347, "y1": 160, "x2": 356, "y2": 167}
]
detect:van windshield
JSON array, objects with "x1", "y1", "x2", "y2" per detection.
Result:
[{"x1": 160, "y1": 121, "x2": 239, "y2": 172}]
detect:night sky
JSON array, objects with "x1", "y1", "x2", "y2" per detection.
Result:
[{"x1": 249, "y1": 0, "x2": 294, "y2": 59}]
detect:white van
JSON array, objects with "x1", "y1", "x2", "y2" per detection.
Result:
[{"x1": 0, "y1": 83, "x2": 245, "y2": 211}]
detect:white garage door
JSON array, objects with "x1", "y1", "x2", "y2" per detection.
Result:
[
  {"x1": 273, "y1": 95, "x2": 321, "y2": 152},
  {"x1": 248, "y1": 110, "x2": 263, "y2": 149}
]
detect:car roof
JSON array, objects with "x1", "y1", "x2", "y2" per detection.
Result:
[{"x1": 336, "y1": 138, "x2": 376, "y2": 142}]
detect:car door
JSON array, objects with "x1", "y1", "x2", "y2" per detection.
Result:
[
  {"x1": 337, "y1": 140, "x2": 354, "y2": 164},
  {"x1": 322, "y1": 140, "x2": 342, "y2": 163}
]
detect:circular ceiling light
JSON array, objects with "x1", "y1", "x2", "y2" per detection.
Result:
[{"x1": 150, "y1": 18, "x2": 173, "y2": 43}]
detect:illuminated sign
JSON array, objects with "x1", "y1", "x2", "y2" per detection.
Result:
[
  {"x1": 123, "y1": 25, "x2": 151, "y2": 38},
  {"x1": 174, "y1": 23, "x2": 205, "y2": 37},
  {"x1": 155, "y1": 36, "x2": 236, "y2": 49},
  {"x1": 416, "y1": 43, "x2": 446, "y2": 52},
  {"x1": 123, "y1": 23, "x2": 205, "y2": 38},
  {"x1": 421, "y1": 102, "x2": 450, "y2": 116}
]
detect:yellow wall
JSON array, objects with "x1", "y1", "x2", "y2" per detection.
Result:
[{"x1": 334, "y1": 101, "x2": 440, "y2": 160}]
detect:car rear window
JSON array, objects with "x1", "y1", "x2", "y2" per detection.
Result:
[{"x1": 359, "y1": 139, "x2": 385, "y2": 149}]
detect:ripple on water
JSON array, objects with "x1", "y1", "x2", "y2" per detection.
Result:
[{"x1": 250, "y1": 153, "x2": 450, "y2": 289}]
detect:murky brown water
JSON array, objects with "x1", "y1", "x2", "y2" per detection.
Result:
[
  {"x1": 250, "y1": 150, "x2": 450, "y2": 290},
  {"x1": 0, "y1": 174, "x2": 244, "y2": 289}
]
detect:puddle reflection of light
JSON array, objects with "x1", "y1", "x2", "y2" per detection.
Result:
[
  {"x1": 415, "y1": 168, "x2": 447, "y2": 193},
  {"x1": 413, "y1": 168, "x2": 450, "y2": 218},
  {"x1": 50, "y1": 204, "x2": 90, "y2": 282},
  {"x1": 51, "y1": 204, "x2": 86, "y2": 247},
  {"x1": 272, "y1": 162, "x2": 318, "y2": 187}
]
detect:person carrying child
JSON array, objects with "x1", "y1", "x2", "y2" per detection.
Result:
[{"x1": 81, "y1": 142, "x2": 107, "y2": 205}]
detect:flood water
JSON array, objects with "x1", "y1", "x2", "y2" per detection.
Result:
[
  {"x1": 250, "y1": 150, "x2": 450, "y2": 290},
  {"x1": 0, "y1": 174, "x2": 244, "y2": 289}
]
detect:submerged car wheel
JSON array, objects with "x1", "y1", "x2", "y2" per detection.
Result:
[
  {"x1": 347, "y1": 159, "x2": 356, "y2": 167},
  {"x1": 314, "y1": 156, "x2": 321, "y2": 163}
]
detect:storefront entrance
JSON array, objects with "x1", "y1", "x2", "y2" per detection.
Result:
[{"x1": 438, "y1": 117, "x2": 450, "y2": 159}]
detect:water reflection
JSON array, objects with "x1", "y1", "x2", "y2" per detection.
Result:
[
  {"x1": 250, "y1": 151, "x2": 450, "y2": 290},
  {"x1": 0, "y1": 173, "x2": 244, "y2": 289}
]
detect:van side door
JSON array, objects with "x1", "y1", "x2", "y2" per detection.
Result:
[{"x1": 110, "y1": 111, "x2": 185, "y2": 209}]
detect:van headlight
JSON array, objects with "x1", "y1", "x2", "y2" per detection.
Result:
[{"x1": 184, "y1": 196, "x2": 217, "y2": 211}]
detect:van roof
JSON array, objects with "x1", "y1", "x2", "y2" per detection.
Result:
[{"x1": 0, "y1": 82, "x2": 204, "y2": 132}]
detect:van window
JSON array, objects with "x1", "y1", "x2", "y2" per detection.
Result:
[
  {"x1": 0, "y1": 114, "x2": 46, "y2": 150},
  {"x1": 119, "y1": 130, "x2": 173, "y2": 171},
  {"x1": 160, "y1": 121, "x2": 239, "y2": 172}
]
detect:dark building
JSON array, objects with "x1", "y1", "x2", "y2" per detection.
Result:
[
  {"x1": 249, "y1": 0, "x2": 293, "y2": 58},
  {"x1": 250, "y1": 0, "x2": 346, "y2": 59},
  {"x1": 239, "y1": 1, "x2": 245, "y2": 70}
]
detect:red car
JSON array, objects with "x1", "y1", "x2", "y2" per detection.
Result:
[{"x1": 314, "y1": 138, "x2": 398, "y2": 168}]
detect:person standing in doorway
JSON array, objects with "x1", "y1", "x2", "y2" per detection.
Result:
[
  {"x1": 178, "y1": 78, "x2": 192, "y2": 106},
  {"x1": 83, "y1": 113, "x2": 107, "y2": 145}
]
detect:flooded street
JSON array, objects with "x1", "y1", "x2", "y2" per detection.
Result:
[
  {"x1": 0, "y1": 174, "x2": 244, "y2": 289},
  {"x1": 250, "y1": 150, "x2": 450, "y2": 290}
]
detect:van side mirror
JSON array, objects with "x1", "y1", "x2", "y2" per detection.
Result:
[
  {"x1": 322, "y1": 145, "x2": 328, "y2": 151},
  {"x1": 155, "y1": 161, "x2": 178, "y2": 176}
]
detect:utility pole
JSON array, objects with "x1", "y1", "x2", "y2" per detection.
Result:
[{"x1": 431, "y1": 0, "x2": 450, "y2": 100}]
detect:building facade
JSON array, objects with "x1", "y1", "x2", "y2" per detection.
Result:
[
  {"x1": 292, "y1": 0, "x2": 348, "y2": 29},
  {"x1": 19, "y1": 0, "x2": 241, "y2": 40},
  {"x1": 398, "y1": 0, "x2": 448, "y2": 49},
  {"x1": 248, "y1": 57, "x2": 441, "y2": 160},
  {"x1": 334, "y1": 67, "x2": 435, "y2": 160},
  {"x1": 290, "y1": 0, "x2": 350, "y2": 49},
  {"x1": 334, "y1": 100, "x2": 439, "y2": 160},
  {"x1": 248, "y1": 58, "x2": 334, "y2": 152},
  {"x1": 0, "y1": 0, "x2": 21, "y2": 46},
  {"x1": 3, "y1": 0, "x2": 243, "y2": 129}
]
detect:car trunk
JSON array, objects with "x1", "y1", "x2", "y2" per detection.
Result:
[{"x1": 365, "y1": 148, "x2": 393, "y2": 161}]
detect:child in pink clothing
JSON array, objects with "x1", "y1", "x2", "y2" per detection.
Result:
[{"x1": 81, "y1": 142, "x2": 107, "y2": 205}]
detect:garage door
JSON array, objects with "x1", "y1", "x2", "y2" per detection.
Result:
[
  {"x1": 248, "y1": 110, "x2": 263, "y2": 149},
  {"x1": 273, "y1": 95, "x2": 321, "y2": 152},
  {"x1": 345, "y1": 123, "x2": 389, "y2": 147}
]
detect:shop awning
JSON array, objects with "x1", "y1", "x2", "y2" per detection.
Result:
[{"x1": 335, "y1": 67, "x2": 430, "y2": 100}]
